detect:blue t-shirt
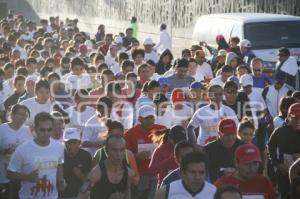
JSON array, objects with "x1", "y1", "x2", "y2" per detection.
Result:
[{"x1": 252, "y1": 74, "x2": 273, "y2": 89}]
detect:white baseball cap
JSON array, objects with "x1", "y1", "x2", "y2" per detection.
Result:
[
  {"x1": 240, "y1": 74, "x2": 253, "y2": 87},
  {"x1": 63, "y1": 128, "x2": 81, "y2": 142},
  {"x1": 138, "y1": 105, "x2": 156, "y2": 118},
  {"x1": 240, "y1": 39, "x2": 252, "y2": 48},
  {"x1": 114, "y1": 36, "x2": 123, "y2": 44},
  {"x1": 25, "y1": 75, "x2": 38, "y2": 83},
  {"x1": 143, "y1": 37, "x2": 153, "y2": 45}
]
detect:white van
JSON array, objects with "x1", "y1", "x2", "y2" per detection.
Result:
[{"x1": 192, "y1": 13, "x2": 300, "y2": 70}]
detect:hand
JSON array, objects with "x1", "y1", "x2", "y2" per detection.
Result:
[
  {"x1": 78, "y1": 191, "x2": 90, "y2": 199},
  {"x1": 108, "y1": 192, "x2": 125, "y2": 199},
  {"x1": 26, "y1": 170, "x2": 39, "y2": 183},
  {"x1": 136, "y1": 151, "x2": 151, "y2": 160}
]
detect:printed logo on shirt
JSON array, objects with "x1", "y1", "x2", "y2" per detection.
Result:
[{"x1": 31, "y1": 175, "x2": 54, "y2": 197}]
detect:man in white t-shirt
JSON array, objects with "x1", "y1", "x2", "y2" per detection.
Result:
[
  {"x1": 0, "y1": 105, "x2": 32, "y2": 197},
  {"x1": 20, "y1": 79, "x2": 61, "y2": 130},
  {"x1": 7, "y1": 112, "x2": 64, "y2": 199},
  {"x1": 210, "y1": 65, "x2": 234, "y2": 87},
  {"x1": 104, "y1": 44, "x2": 119, "y2": 75},
  {"x1": 143, "y1": 37, "x2": 159, "y2": 63},
  {"x1": 155, "y1": 151, "x2": 216, "y2": 199},
  {"x1": 194, "y1": 50, "x2": 213, "y2": 81},
  {"x1": 240, "y1": 74, "x2": 267, "y2": 128},
  {"x1": 154, "y1": 24, "x2": 172, "y2": 54},
  {"x1": 81, "y1": 97, "x2": 111, "y2": 156},
  {"x1": 187, "y1": 84, "x2": 238, "y2": 147},
  {"x1": 65, "y1": 89, "x2": 95, "y2": 133},
  {"x1": 62, "y1": 57, "x2": 92, "y2": 91},
  {"x1": 162, "y1": 88, "x2": 194, "y2": 128}
]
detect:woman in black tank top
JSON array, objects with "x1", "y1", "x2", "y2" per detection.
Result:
[{"x1": 90, "y1": 160, "x2": 128, "y2": 199}]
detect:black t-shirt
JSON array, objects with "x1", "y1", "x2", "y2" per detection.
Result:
[
  {"x1": 90, "y1": 161, "x2": 128, "y2": 199},
  {"x1": 223, "y1": 91, "x2": 252, "y2": 120},
  {"x1": 61, "y1": 149, "x2": 92, "y2": 197}
]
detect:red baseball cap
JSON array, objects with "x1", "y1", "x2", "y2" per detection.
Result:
[
  {"x1": 235, "y1": 144, "x2": 261, "y2": 164},
  {"x1": 288, "y1": 103, "x2": 300, "y2": 118},
  {"x1": 171, "y1": 88, "x2": 186, "y2": 104},
  {"x1": 218, "y1": 118, "x2": 237, "y2": 136}
]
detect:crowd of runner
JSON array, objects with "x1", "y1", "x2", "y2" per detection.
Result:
[{"x1": 0, "y1": 13, "x2": 300, "y2": 199}]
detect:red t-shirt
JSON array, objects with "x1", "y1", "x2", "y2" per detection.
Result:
[
  {"x1": 148, "y1": 142, "x2": 177, "y2": 188},
  {"x1": 124, "y1": 124, "x2": 166, "y2": 176},
  {"x1": 214, "y1": 175, "x2": 275, "y2": 199}
]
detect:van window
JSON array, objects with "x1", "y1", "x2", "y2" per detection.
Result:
[{"x1": 244, "y1": 21, "x2": 300, "y2": 49}]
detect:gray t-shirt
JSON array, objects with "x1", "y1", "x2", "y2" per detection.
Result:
[{"x1": 166, "y1": 74, "x2": 195, "y2": 91}]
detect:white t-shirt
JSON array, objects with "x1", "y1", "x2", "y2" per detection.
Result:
[
  {"x1": 154, "y1": 30, "x2": 172, "y2": 54},
  {"x1": 105, "y1": 54, "x2": 119, "y2": 75},
  {"x1": 7, "y1": 139, "x2": 64, "y2": 199},
  {"x1": 189, "y1": 104, "x2": 238, "y2": 146},
  {"x1": 150, "y1": 73, "x2": 161, "y2": 81},
  {"x1": 3, "y1": 78, "x2": 14, "y2": 95},
  {"x1": 0, "y1": 82, "x2": 14, "y2": 111},
  {"x1": 209, "y1": 76, "x2": 225, "y2": 87},
  {"x1": 82, "y1": 114, "x2": 107, "y2": 156},
  {"x1": 144, "y1": 51, "x2": 159, "y2": 63},
  {"x1": 65, "y1": 105, "x2": 96, "y2": 133},
  {"x1": 277, "y1": 56, "x2": 299, "y2": 76},
  {"x1": 159, "y1": 104, "x2": 194, "y2": 128},
  {"x1": 0, "y1": 123, "x2": 32, "y2": 183},
  {"x1": 264, "y1": 85, "x2": 290, "y2": 118},
  {"x1": 63, "y1": 73, "x2": 92, "y2": 90},
  {"x1": 136, "y1": 96, "x2": 155, "y2": 110},
  {"x1": 273, "y1": 116, "x2": 285, "y2": 129},
  {"x1": 20, "y1": 98, "x2": 57, "y2": 128},
  {"x1": 167, "y1": 180, "x2": 216, "y2": 199},
  {"x1": 195, "y1": 62, "x2": 213, "y2": 81},
  {"x1": 14, "y1": 45, "x2": 28, "y2": 60}
]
